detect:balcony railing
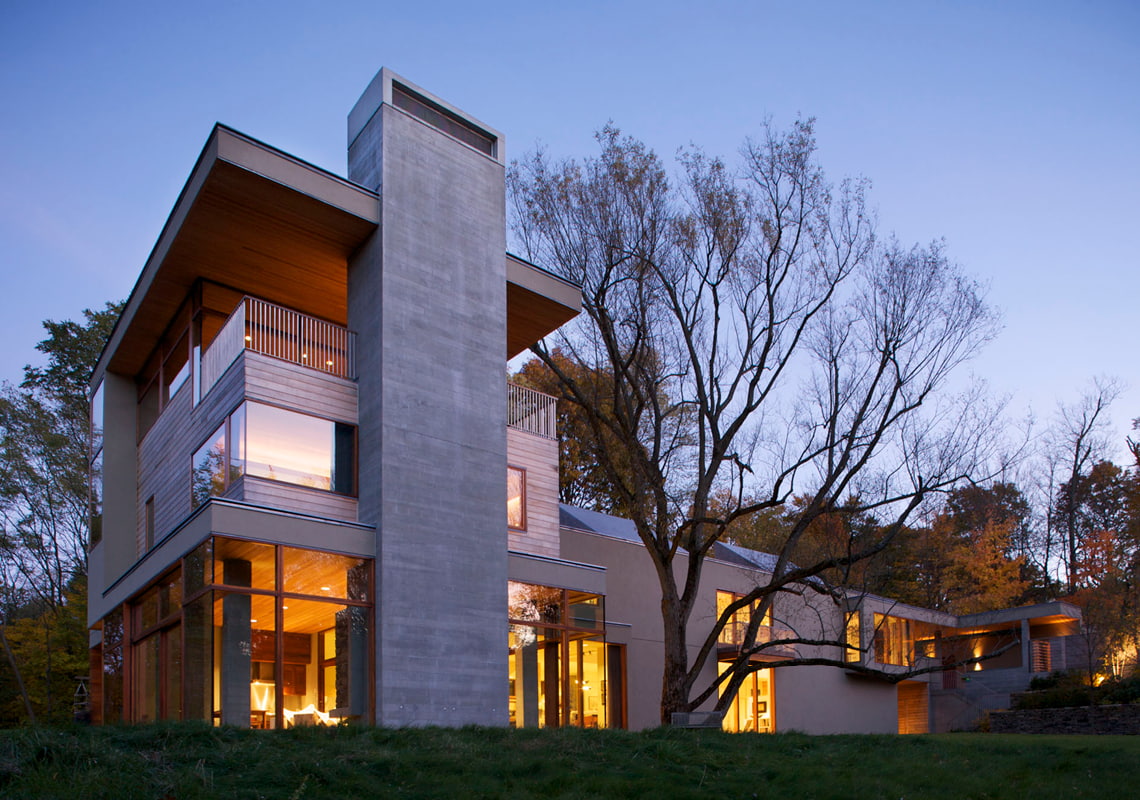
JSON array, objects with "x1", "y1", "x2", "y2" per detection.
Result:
[
  {"x1": 199, "y1": 297, "x2": 356, "y2": 401},
  {"x1": 507, "y1": 382, "x2": 557, "y2": 439},
  {"x1": 718, "y1": 621, "x2": 796, "y2": 658}
]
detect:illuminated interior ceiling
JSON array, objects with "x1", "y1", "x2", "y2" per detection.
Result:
[
  {"x1": 97, "y1": 128, "x2": 581, "y2": 382},
  {"x1": 100, "y1": 126, "x2": 380, "y2": 380}
]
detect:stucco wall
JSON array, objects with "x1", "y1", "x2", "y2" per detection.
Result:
[{"x1": 561, "y1": 527, "x2": 901, "y2": 733}]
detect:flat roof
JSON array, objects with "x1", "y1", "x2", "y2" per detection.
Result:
[{"x1": 93, "y1": 125, "x2": 380, "y2": 386}]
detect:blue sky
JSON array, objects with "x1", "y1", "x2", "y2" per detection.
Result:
[{"x1": 2, "y1": 1, "x2": 1137, "y2": 459}]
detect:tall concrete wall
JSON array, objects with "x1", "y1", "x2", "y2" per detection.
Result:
[{"x1": 347, "y1": 70, "x2": 508, "y2": 726}]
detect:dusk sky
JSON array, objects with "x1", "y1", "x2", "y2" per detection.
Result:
[{"x1": 2, "y1": 1, "x2": 1137, "y2": 460}]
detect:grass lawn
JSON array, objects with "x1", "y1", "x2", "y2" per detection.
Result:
[{"x1": 0, "y1": 723, "x2": 1136, "y2": 799}]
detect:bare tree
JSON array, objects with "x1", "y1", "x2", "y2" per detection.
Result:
[
  {"x1": 1043, "y1": 377, "x2": 1123, "y2": 592},
  {"x1": 509, "y1": 123, "x2": 1002, "y2": 721}
]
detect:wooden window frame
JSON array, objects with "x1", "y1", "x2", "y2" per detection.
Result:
[{"x1": 507, "y1": 465, "x2": 527, "y2": 532}]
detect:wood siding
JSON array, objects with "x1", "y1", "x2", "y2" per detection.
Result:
[
  {"x1": 135, "y1": 351, "x2": 358, "y2": 556},
  {"x1": 897, "y1": 682, "x2": 930, "y2": 734},
  {"x1": 241, "y1": 477, "x2": 358, "y2": 522},
  {"x1": 507, "y1": 427, "x2": 559, "y2": 558}
]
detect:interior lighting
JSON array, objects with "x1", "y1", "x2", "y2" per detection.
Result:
[
  {"x1": 320, "y1": 586, "x2": 332, "y2": 592},
  {"x1": 325, "y1": 360, "x2": 334, "y2": 366}
]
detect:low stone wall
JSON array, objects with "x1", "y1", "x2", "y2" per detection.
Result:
[{"x1": 989, "y1": 704, "x2": 1140, "y2": 734}]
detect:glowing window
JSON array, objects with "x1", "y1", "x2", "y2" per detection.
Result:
[{"x1": 508, "y1": 466, "x2": 526, "y2": 531}]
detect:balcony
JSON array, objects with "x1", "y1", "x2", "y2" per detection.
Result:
[
  {"x1": 200, "y1": 297, "x2": 356, "y2": 400},
  {"x1": 718, "y1": 621, "x2": 797, "y2": 660},
  {"x1": 507, "y1": 382, "x2": 557, "y2": 439}
]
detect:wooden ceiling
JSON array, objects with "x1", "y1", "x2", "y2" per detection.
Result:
[
  {"x1": 101, "y1": 127, "x2": 379, "y2": 380},
  {"x1": 506, "y1": 254, "x2": 581, "y2": 358},
  {"x1": 95, "y1": 127, "x2": 581, "y2": 383}
]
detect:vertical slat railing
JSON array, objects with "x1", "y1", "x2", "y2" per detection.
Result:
[
  {"x1": 506, "y1": 382, "x2": 557, "y2": 439},
  {"x1": 198, "y1": 296, "x2": 357, "y2": 403}
]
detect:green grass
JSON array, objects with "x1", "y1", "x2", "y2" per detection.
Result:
[{"x1": 0, "y1": 724, "x2": 1136, "y2": 799}]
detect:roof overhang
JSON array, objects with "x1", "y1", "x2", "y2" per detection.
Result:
[
  {"x1": 506, "y1": 253, "x2": 581, "y2": 358},
  {"x1": 93, "y1": 125, "x2": 380, "y2": 385}
]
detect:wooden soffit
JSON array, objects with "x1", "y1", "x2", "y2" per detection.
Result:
[
  {"x1": 96, "y1": 125, "x2": 380, "y2": 382},
  {"x1": 506, "y1": 253, "x2": 581, "y2": 358}
]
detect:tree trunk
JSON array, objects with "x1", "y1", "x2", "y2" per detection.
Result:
[{"x1": 659, "y1": 594, "x2": 690, "y2": 724}]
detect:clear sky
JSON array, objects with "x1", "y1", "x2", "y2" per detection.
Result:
[{"x1": 2, "y1": 1, "x2": 1137, "y2": 459}]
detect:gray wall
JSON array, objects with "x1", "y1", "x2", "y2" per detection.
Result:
[{"x1": 348, "y1": 71, "x2": 509, "y2": 726}]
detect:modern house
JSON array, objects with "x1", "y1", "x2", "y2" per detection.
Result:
[{"x1": 87, "y1": 67, "x2": 1081, "y2": 734}]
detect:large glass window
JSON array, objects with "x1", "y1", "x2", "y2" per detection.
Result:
[
  {"x1": 716, "y1": 590, "x2": 772, "y2": 648},
  {"x1": 719, "y1": 664, "x2": 775, "y2": 733},
  {"x1": 508, "y1": 582, "x2": 619, "y2": 729},
  {"x1": 191, "y1": 402, "x2": 355, "y2": 507},
  {"x1": 191, "y1": 423, "x2": 227, "y2": 509},
  {"x1": 119, "y1": 536, "x2": 372, "y2": 728},
  {"x1": 873, "y1": 614, "x2": 936, "y2": 667}
]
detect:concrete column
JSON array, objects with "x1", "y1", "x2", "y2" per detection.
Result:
[
  {"x1": 347, "y1": 69, "x2": 508, "y2": 726},
  {"x1": 221, "y1": 559, "x2": 252, "y2": 726}
]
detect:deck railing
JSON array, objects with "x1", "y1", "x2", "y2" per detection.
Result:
[
  {"x1": 718, "y1": 621, "x2": 796, "y2": 657},
  {"x1": 507, "y1": 382, "x2": 557, "y2": 439},
  {"x1": 199, "y1": 297, "x2": 356, "y2": 401}
]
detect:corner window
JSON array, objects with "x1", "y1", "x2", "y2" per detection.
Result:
[
  {"x1": 191, "y1": 402, "x2": 356, "y2": 508},
  {"x1": 191, "y1": 423, "x2": 228, "y2": 509},
  {"x1": 245, "y1": 403, "x2": 354, "y2": 493},
  {"x1": 507, "y1": 466, "x2": 526, "y2": 531}
]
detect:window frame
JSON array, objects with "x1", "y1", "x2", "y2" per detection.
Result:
[{"x1": 507, "y1": 465, "x2": 527, "y2": 532}]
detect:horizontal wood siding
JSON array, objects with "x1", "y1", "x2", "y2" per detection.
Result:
[
  {"x1": 136, "y1": 356, "x2": 247, "y2": 556},
  {"x1": 241, "y1": 478, "x2": 358, "y2": 523},
  {"x1": 135, "y1": 351, "x2": 359, "y2": 557},
  {"x1": 897, "y1": 682, "x2": 930, "y2": 734},
  {"x1": 244, "y1": 352, "x2": 358, "y2": 423},
  {"x1": 507, "y1": 427, "x2": 559, "y2": 558}
]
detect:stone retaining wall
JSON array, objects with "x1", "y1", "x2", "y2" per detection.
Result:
[{"x1": 989, "y1": 704, "x2": 1140, "y2": 734}]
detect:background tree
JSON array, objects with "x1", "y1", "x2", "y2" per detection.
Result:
[
  {"x1": 509, "y1": 123, "x2": 1001, "y2": 721},
  {"x1": 513, "y1": 350, "x2": 629, "y2": 514},
  {"x1": 1043, "y1": 378, "x2": 1122, "y2": 592},
  {"x1": 0, "y1": 301, "x2": 120, "y2": 724}
]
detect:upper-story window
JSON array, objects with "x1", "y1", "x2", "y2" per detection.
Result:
[
  {"x1": 872, "y1": 614, "x2": 937, "y2": 667},
  {"x1": 192, "y1": 401, "x2": 356, "y2": 509},
  {"x1": 716, "y1": 590, "x2": 772, "y2": 647},
  {"x1": 507, "y1": 466, "x2": 526, "y2": 531}
]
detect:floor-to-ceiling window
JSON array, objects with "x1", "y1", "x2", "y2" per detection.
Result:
[
  {"x1": 508, "y1": 582, "x2": 623, "y2": 728},
  {"x1": 113, "y1": 536, "x2": 372, "y2": 727},
  {"x1": 718, "y1": 663, "x2": 775, "y2": 733}
]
